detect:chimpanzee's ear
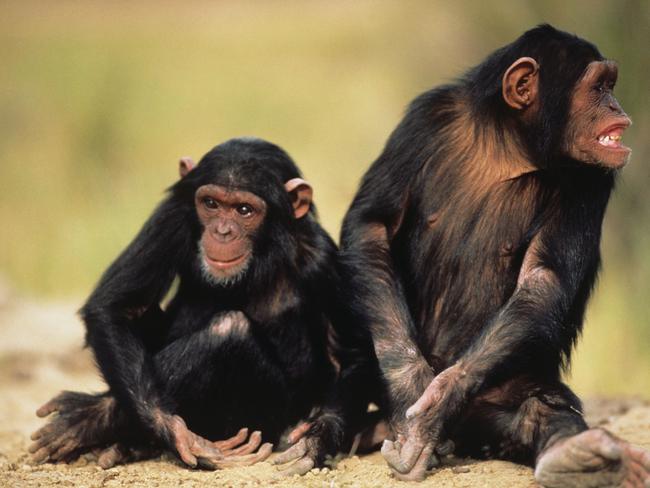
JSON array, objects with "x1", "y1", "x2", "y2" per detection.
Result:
[
  {"x1": 179, "y1": 156, "x2": 196, "y2": 178},
  {"x1": 284, "y1": 178, "x2": 313, "y2": 219},
  {"x1": 502, "y1": 57, "x2": 540, "y2": 110}
]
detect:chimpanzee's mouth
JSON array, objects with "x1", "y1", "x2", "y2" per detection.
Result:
[
  {"x1": 596, "y1": 123, "x2": 631, "y2": 152},
  {"x1": 205, "y1": 253, "x2": 248, "y2": 270}
]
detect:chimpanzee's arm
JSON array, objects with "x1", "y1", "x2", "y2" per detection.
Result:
[
  {"x1": 340, "y1": 108, "x2": 443, "y2": 421},
  {"x1": 340, "y1": 220, "x2": 435, "y2": 413},
  {"x1": 407, "y1": 231, "x2": 596, "y2": 420},
  {"x1": 388, "y1": 180, "x2": 611, "y2": 478},
  {"x1": 80, "y1": 196, "x2": 194, "y2": 442},
  {"x1": 275, "y1": 226, "x2": 380, "y2": 476}
]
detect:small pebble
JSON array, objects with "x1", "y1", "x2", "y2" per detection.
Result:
[
  {"x1": 311, "y1": 468, "x2": 320, "y2": 474},
  {"x1": 452, "y1": 466, "x2": 470, "y2": 474},
  {"x1": 21, "y1": 464, "x2": 33, "y2": 471}
]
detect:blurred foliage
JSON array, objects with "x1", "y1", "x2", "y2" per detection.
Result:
[{"x1": 0, "y1": 0, "x2": 648, "y2": 397}]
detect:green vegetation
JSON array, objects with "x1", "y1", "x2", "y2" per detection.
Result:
[{"x1": 1, "y1": 1, "x2": 648, "y2": 397}]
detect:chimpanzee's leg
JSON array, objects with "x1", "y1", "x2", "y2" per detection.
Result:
[
  {"x1": 95, "y1": 311, "x2": 281, "y2": 469},
  {"x1": 29, "y1": 306, "x2": 170, "y2": 464},
  {"x1": 452, "y1": 376, "x2": 650, "y2": 488},
  {"x1": 30, "y1": 311, "x2": 280, "y2": 467},
  {"x1": 153, "y1": 311, "x2": 290, "y2": 444},
  {"x1": 451, "y1": 376, "x2": 586, "y2": 463}
]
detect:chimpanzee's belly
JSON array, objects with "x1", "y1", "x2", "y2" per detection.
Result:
[{"x1": 395, "y1": 178, "x2": 545, "y2": 365}]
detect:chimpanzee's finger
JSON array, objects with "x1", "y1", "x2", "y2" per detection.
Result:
[
  {"x1": 288, "y1": 422, "x2": 312, "y2": 444},
  {"x1": 30, "y1": 423, "x2": 57, "y2": 441},
  {"x1": 214, "y1": 443, "x2": 273, "y2": 468},
  {"x1": 30, "y1": 429, "x2": 72, "y2": 458},
  {"x1": 213, "y1": 427, "x2": 248, "y2": 450},
  {"x1": 225, "y1": 430, "x2": 261, "y2": 456},
  {"x1": 382, "y1": 437, "x2": 424, "y2": 474},
  {"x1": 98, "y1": 444, "x2": 126, "y2": 469},
  {"x1": 36, "y1": 398, "x2": 62, "y2": 418},
  {"x1": 272, "y1": 438, "x2": 307, "y2": 465},
  {"x1": 32, "y1": 446, "x2": 52, "y2": 464},
  {"x1": 275, "y1": 455, "x2": 314, "y2": 476},
  {"x1": 49, "y1": 438, "x2": 79, "y2": 462},
  {"x1": 190, "y1": 433, "x2": 224, "y2": 459},
  {"x1": 391, "y1": 444, "x2": 433, "y2": 482},
  {"x1": 405, "y1": 380, "x2": 440, "y2": 420},
  {"x1": 175, "y1": 439, "x2": 197, "y2": 468}
]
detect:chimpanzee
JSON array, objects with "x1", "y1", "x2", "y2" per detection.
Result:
[
  {"x1": 340, "y1": 25, "x2": 650, "y2": 486},
  {"x1": 30, "y1": 137, "x2": 348, "y2": 474}
]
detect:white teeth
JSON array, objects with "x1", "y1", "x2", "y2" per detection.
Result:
[
  {"x1": 599, "y1": 134, "x2": 621, "y2": 142},
  {"x1": 598, "y1": 134, "x2": 622, "y2": 147}
]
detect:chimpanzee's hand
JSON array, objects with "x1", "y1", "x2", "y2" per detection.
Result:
[
  {"x1": 273, "y1": 413, "x2": 341, "y2": 476},
  {"x1": 382, "y1": 364, "x2": 465, "y2": 481},
  {"x1": 166, "y1": 415, "x2": 272, "y2": 469}
]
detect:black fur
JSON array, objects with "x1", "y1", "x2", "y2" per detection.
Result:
[
  {"x1": 340, "y1": 24, "x2": 614, "y2": 466},
  {"x1": 73, "y1": 137, "x2": 344, "y2": 455}
]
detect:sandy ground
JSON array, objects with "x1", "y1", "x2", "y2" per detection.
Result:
[{"x1": 1, "y1": 289, "x2": 648, "y2": 487}]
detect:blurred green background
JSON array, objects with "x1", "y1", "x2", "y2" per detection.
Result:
[{"x1": 1, "y1": 0, "x2": 648, "y2": 398}]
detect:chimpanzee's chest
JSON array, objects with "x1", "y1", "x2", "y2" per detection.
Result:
[
  {"x1": 393, "y1": 175, "x2": 549, "y2": 358},
  {"x1": 402, "y1": 178, "x2": 543, "y2": 284}
]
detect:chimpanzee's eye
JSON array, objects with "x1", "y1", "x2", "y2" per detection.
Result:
[
  {"x1": 202, "y1": 197, "x2": 218, "y2": 210},
  {"x1": 236, "y1": 204, "x2": 254, "y2": 217}
]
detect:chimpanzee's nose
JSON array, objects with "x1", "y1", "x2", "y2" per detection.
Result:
[{"x1": 213, "y1": 219, "x2": 235, "y2": 242}]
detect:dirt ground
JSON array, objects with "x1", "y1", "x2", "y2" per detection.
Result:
[{"x1": 1, "y1": 289, "x2": 648, "y2": 487}]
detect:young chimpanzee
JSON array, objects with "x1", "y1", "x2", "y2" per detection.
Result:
[
  {"x1": 30, "y1": 137, "x2": 347, "y2": 474},
  {"x1": 340, "y1": 25, "x2": 650, "y2": 486}
]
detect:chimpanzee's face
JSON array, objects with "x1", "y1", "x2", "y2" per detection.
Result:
[
  {"x1": 194, "y1": 185, "x2": 267, "y2": 286},
  {"x1": 562, "y1": 60, "x2": 632, "y2": 169}
]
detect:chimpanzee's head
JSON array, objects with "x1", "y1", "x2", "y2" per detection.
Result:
[
  {"x1": 472, "y1": 24, "x2": 632, "y2": 169},
  {"x1": 175, "y1": 137, "x2": 313, "y2": 286}
]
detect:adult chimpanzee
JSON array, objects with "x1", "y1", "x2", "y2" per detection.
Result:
[
  {"x1": 340, "y1": 25, "x2": 650, "y2": 486},
  {"x1": 30, "y1": 137, "x2": 347, "y2": 474}
]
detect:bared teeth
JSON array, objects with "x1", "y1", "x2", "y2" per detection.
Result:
[{"x1": 598, "y1": 134, "x2": 623, "y2": 147}]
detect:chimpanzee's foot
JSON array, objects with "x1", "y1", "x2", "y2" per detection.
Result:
[
  {"x1": 534, "y1": 428, "x2": 650, "y2": 488},
  {"x1": 29, "y1": 392, "x2": 119, "y2": 464}
]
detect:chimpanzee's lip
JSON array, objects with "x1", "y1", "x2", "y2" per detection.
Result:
[
  {"x1": 596, "y1": 119, "x2": 631, "y2": 152},
  {"x1": 205, "y1": 253, "x2": 248, "y2": 269}
]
